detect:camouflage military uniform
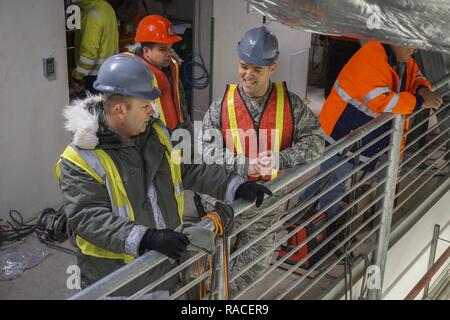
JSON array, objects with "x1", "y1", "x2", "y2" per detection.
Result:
[{"x1": 201, "y1": 82, "x2": 325, "y2": 298}]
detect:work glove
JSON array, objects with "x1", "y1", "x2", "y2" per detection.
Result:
[
  {"x1": 235, "y1": 181, "x2": 273, "y2": 208},
  {"x1": 139, "y1": 229, "x2": 190, "y2": 260},
  {"x1": 214, "y1": 201, "x2": 235, "y2": 235}
]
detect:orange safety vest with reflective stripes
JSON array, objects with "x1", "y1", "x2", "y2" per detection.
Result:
[
  {"x1": 128, "y1": 53, "x2": 184, "y2": 130},
  {"x1": 319, "y1": 41, "x2": 431, "y2": 160},
  {"x1": 220, "y1": 81, "x2": 294, "y2": 181}
]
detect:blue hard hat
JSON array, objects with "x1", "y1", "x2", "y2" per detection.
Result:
[
  {"x1": 94, "y1": 54, "x2": 160, "y2": 101},
  {"x1": 237, "y1": 26, "x2": 279, "y2": 66}
]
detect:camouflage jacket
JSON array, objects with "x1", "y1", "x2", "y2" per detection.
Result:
[{"x1": 202, "y1": 82, "x2": 325, "y2": 177}]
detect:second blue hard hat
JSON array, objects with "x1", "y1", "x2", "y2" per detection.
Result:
[{"x1": 94, "y1": 54, "x2": 160, "y2": 101}]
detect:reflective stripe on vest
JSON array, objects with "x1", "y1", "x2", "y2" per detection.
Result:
[
  {"x1": 334, "y1": 80, "x2": 379, "y2": 118},
  {"x1": 54, "y1": 122, "x2": 184, "y2": 262},
  {"x1": 272, "y1": 82, "x2": 285, "y2": 179},
  {"x1": 221, "y1": 81, "x2": 294, "y2": 181},
  {"x1": 151, "y1": 122, "x2": 184, "y2": 221},
  {"x1": 55, "y1": 145, "x2": 135, "y2": 263},
  {"x1": 226, "y1": 84, "x2": 244, "y2": 155}
]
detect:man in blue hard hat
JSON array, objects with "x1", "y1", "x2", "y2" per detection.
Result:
[
  {"x1": 55, "y1": 53, "x2": 272, "y2": 296},
  {"x1": 200, "y1": 26, "x2": 325, "y2": 297}
]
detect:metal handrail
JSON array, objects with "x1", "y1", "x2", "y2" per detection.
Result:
[{"x1": 69, "y1": 113, "x2": 399, "y2": 300}]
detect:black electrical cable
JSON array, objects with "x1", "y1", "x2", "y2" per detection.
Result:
[
  {"x1": 355, "y1": 253, "x2": 370, "y2": 299},
  {"x1": 184, "y1": 53, "x2": 210, "y2": 90},
  {"x1": 0, "y1": 210, "x2": 43, "y2": 243},
  {"x1": 183, "y1": 0, "x2": 210, "y2": 91},
  {"x1": 0, "y1": 208, "x2": 76, "y2": 255}
]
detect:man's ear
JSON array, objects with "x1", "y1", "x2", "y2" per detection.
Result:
[
  {"x1": 143, "y1": 46, "x2": 152, "y2": 60},
  {"x1": 269, "y1": 63, "x2": 278, "y2": 75},
  {"x1": 113, "y1": 103, "x2": 127, "y2": 120}
]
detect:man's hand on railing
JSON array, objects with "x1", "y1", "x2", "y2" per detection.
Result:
[
  {"x1": 214, "y1": 201, "x2": 235, "y2": 235},
  {"x1": 247, "y1": 151, "x2": 279, "y2": 178},
  {"x1": 235, "y1": 181, "x2": 273, "y2": 208},
  {"x1": 139, "y1": 229, "x2": 190, "y2": 260},
  {"x1": 418, "y1": 87, "x2": 443, "y2": 109}
]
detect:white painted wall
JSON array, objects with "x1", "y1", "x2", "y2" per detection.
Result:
[
  {"x1": 382, "y1": 191, "x2": 450, "y2": 299},
  {"x1": 211, "y1": 0, "x2": 262, "y2": 102},
  {"x1": 0, "y1": 0, "x2": 69, "y2": 221}
]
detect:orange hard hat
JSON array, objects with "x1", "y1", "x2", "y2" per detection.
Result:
[{"x1": 135, "y1": 15, "x2": 182, "y2": 44}]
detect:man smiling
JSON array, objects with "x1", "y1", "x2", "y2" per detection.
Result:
[{"x1": 201, "y1": 26, "x2": 324, "y2": 297}]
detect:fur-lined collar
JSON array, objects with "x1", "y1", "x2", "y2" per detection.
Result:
[{"x1": 63, "y1": 95, "x2": 102, "y2": 149}]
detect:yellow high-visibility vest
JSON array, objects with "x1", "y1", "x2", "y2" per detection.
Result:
[{"x1": 54, "y1": 122, "x2": 184, "y2": 263}]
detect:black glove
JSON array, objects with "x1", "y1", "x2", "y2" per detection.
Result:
[
  {"x1": 139, "y1": 229, "x2": 189, "y2": 260},
  {"x1": 214, "y1": 201, "x2": 235, "y2": 235},
  {"x1": 235, "y1": 181, "x2": 273, "y2": 208}
]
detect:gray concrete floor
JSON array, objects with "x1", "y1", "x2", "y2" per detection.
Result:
[{"x1": 0, "y1": 235, "x2": 77, "y2": 300}]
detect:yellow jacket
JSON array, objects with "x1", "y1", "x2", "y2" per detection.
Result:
[{"x1": 72, "y1": 0, "x2": 119, "y2": 80}]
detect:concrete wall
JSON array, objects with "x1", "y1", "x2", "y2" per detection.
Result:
[
  {"x1": 0, "y1": 0, "x2": 69, "y2": 221},
  {"x1": 269, "y1": 22, "x2": 311, "y2": 99},
  {"x1": 211, "y1": 0, "x2": 262, "y2": 103},
  {"x1": 382, "y1": 191, "x2": 450, "y2": 299}
]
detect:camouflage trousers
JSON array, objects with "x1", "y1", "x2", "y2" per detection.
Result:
[{"x1": 228, "y1": 188, "x2": 288, "y2": 298}]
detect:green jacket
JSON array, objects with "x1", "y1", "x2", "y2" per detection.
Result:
[
  {"x1": 72, "y1": 0, "x2": 119, "y2": 80},
  {"x1": 59, "y1": 95, "x2": 243, "y2": 292}
]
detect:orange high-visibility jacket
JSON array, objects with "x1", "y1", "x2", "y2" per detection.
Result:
[{"x1": 319, "y1": 41, "x2": 431, "y2": 160}]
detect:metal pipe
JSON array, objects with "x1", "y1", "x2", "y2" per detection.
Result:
[
  {"x1": 69, "y1": 251, "x2": 168, "y2": 300},
  {"x1": 405, "y1": 245, "x2": 450, "y2": 300},
  {"x1": 403, "y1": 104, "x2": 450, "y2": 139},
  {"x1": 70, "y1": 114, "x2": 398, "y2": 300},
  {"x1": 169, "y1": 271, "x2": 210, "y2": 300},
  {"x1": 232, "y1": 178, "x2": 386, "y2": 290},
  {"x1": 230, "y1": 114, "x2": 396, "y2": 221},
  {"x1": 278, "y1": 216, "x2": 383, "y2": 300},
  {"x1": 398, "y1": 138, "x2": 449, "y2": 185},
  {"x1": 231, "y1": 163, "x2": 388, "y2": 261},
  {"x1": 423, "y1": 224, "x2": 441, "y2": 299},
  {"x1": 396, "y1": 149, "x2": 449, "y2": 199},
  {"x1": 293, "y1": 224, "x2": 382, "y2": 300},
  {"x1": 394, "y1": 156, "x2": 449, "y2": 214},
  {"x1": 431, "y1": 73, "x2": 450, "y2": 92},
  {"x1": 128, "y1": 251, "x2": 205, "y2": 300},
  {"x1": 215, "y1": 238, "x2": 225, "y2": 300},
  {"x1": 231, "y1": 160, "x2": 388, "y2": 261},
  {"x1": 367, "y1": 115, "x2": 404, "y2": 300},
  {"x1": 252, "y1": 195, "x2": 385, "y2": 300},
  {"x1": 231, "y1": 153, "x2": 389, "y2": 259},
  {"x1": 400, "y1": 126, "x2": 450, "y2": 169},
  {"x1": 230, "y1": 140, "x2": 390, "y2": 237}
]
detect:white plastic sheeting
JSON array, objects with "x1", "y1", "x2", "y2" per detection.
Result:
[{"x1": 247, "y1": 0, "x2": 450, "y2": 53}]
